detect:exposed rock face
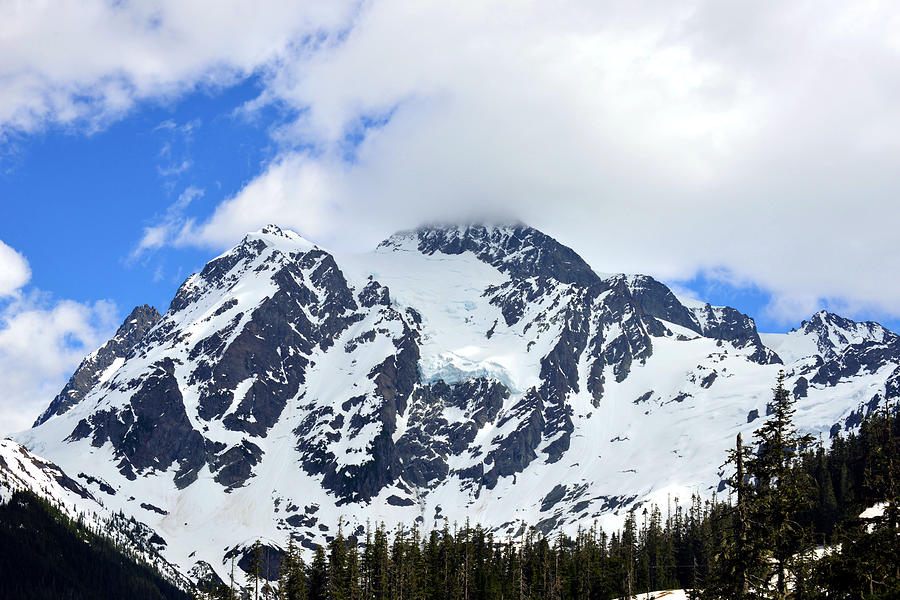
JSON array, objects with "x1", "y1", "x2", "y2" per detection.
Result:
[
  {"x1": 383, "y1": 223, "x2": 599, "y2": 286},
  {"x1": 34, "y1": 304, "x2": 161, "y2": 427},
  {"x1": 798, "y1": 310, "x2": 895, "y2": 359},
  {"x1": 624, "y1": 275, "x2": 779, "y2": 365},
  {"x1": 71, "y1": 357, "x2": 210, "y2": 489},
  {"x1": 18, "y1": 222, "x2": 900, "y2": 586}
]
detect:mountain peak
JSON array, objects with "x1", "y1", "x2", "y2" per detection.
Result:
[
  {"x1": 117, "y1": 304, "x2": 161, "y2": 336},
  {"x1": 258, "y1": 223, "x2": 287, "y2": 236},
  {"x1": 379, "y1": 221, "x2": 522, "y2": 248},
  {"x1": 379, "y1": 221, "x2": 599, "y2": 286},
  {"x1": 245, "y1": 224, "x2": 317, "y2": 252},
  {"x1": 804, "y1": 309, "x2": 850, "y2": 328},
  {"x1": 32, "y1": 304, "x2": 161, "y2": 427},
  {"x1": 794, "y1": 309, "x2": 896, "y2": 359},
  {"x1": 802, "y1": 310, "x2": 874, "y2": 335},
  {"x1": 20, "y1": 218, "x2": 900, "y2": 587}
]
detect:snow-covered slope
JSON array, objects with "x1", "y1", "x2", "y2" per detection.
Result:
[
  {"x1": 0, "y1": 439, "x2": 191, "y2": 587},
  {"x1": 0, "y1": 438, "x2": 98, "y2": 508},
  {"x1": 14, "y1": 223, "x2": 900, "y2": 585}
]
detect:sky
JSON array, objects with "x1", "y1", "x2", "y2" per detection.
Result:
[{"x1": 1, "y1": 0, "x2": 899, "y2": 433}]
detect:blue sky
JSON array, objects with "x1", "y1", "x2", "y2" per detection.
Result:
[
  {"x1": 1, "y1": 1, "x2": 899, "y2": 431},
  {"x1": 1, "y1": 77, "x2": 276, "y2": 314}
]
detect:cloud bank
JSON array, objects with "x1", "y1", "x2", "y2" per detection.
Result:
[
  {"x1": 188, "y1": 0, "x2": 900, "y2": 325},
  {"x1": 0, "y1": 0, "x2": 354, "y2": 137},
  {"x1": 0, "y1": 241, "x2": 31, "y2": 297},
  {"x1": 3, "y1": 0, "x2": 900, "y2": 327}
]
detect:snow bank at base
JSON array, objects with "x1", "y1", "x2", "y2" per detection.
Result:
[
  {"x1": 616, "y1": 590, "x2": 690, "y2": 600},
  {"x1": 859, "y1": 502, "x2": 887, "y2": 520}
]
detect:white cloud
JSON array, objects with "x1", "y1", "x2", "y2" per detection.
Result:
[
  {"x1": 180, "y1": 154, "x2": 345, "y2": 247},
  {"x1": 0, "y1": 242, "x2": 119, "y2": 434},
  {"x1": 0, "y1": 240, "x2": 31, "y2": 297},
  {"x1": 0, "y1": 296, "x2": 118, "y2": 436},
  {"x1": 0, "y1": 0, "x2": 355, "y2": 138},
  {"x1": 0, "y1": 291, "x2": 117, "y2": 436},
  {"x1": 3, "y1": 0, "x2": 900, "y2": 328},
  {"x1": 180, "y1": 0, "x2": 900, "y2": 325},
  {"x1": 133, "y1": 185, "x2": 205, "y2": 257}
]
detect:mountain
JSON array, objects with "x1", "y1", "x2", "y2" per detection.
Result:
[
  {"x1": 13, "y1": 223, "x2": 900, "y2": 584},
  {"x1": 0, "y1": 439, "x2": 192, "y2": 590},
  {"x1": 0, "y1": 487, "x2": 192, "y2": 600},
  {"x1": 33, "y1": 304, "x2": 161, "y2": 427}
]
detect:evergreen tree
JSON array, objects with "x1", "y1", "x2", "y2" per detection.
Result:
[
  {"x1": 279, "y1": 538, "x2": 307, "y2": 600},
  {"x1": 308, "y1": 546, "x2": 328, "y2": 600},
  {"x1": 249, "y1": 540, "x2": 263, "y2": 600},
  {"x1": 346, "y1": 534, "x2": 361, "y2": 600},
  {"x1": 622, "y1": 510, "x2": 637, "y2": 599},
  {"x1": 700, "y1": 433, "x2": 756, "y2": 599},
  {"x1": 328, "y1": 520, "x2": 349, "y2": 600},
  {"x1": 361, "y1": 521, "x2": 373, "y2": 600},
  {"x1": 370, "y1": 523, "x2": 390, "y2": 600},
  {"x1": 746, "y1": 371, "x2": 815, "y2": 599},
  {"x1": 813, "y1": 444, "x2": 839, "y2": 539},
  {"x1": 816, "y1": 397, "x2": 900, "y2": 597}
]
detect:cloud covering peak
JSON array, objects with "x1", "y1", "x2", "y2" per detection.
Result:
[{"x1": 3, "y1": 0, "x2": 900, "y2": 326}]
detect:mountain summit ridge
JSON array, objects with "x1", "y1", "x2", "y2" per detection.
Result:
[
  {"x1": 33, "y1": 304, "x2": 162, "y2": 427},
  {"x1": 379, "y1": 222, "x2": 599, "y2": 286},
  {"x1": 15, "y1": 221, "x2": 900, "y2": 585}
]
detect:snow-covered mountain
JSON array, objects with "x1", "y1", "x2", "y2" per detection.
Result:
[
  {"x1": 0, "y1": 438, "x2": 192, "y2": 588},
  {"x1": 34, "y1": 304, "x2": 161, "y2": 427},
  {"x1": 12, "y1": 223, "x2": 900, "y2": 583}
]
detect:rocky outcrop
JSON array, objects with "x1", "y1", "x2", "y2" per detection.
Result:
[
  {"x1": 624, "y1": 275, "x2": 779, "y2": 364},
  {"x1": 70, "y1": 357, "x2": 210, "y2": 488},
  {"x1": 381, "y1": 223, "x2": 599, "y2": 286},
  {"x1": 34, "y1": 304, "x2": 160, "y2": 427}
]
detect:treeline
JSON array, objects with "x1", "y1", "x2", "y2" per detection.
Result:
[
  {"x1": 0, "y1": 488, "x2": 192, "y2": 600},
  {"x1": 701, "y1": 373, "x2": 899, "y2": 599},
  {"x1": 204, "y1": 373, "x2": 897, "y2": 600}
]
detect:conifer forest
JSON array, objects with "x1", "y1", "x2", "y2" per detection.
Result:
[{"x1": 190, "y1": 373, "x2": 899, "y2": 600}]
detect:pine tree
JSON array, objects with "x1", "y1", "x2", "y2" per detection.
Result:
[
  {"x1": 309, "y1": 546, "x2": 329, "y2": 600},
  {"x1": 424, "y1": 529, "x2": 441, "y2": 600},
  {"x1": 812, "y1": 402, "x2": 899, "y2": 597},
  {"x1": 249, "y1": 541, "x2": 264, "y2": 600},
  {"x1": 813, "y1": 444, "x2": 839, "y2": 539},
  {"x1": 279, "y1": 538, "x2": 308, "y2": 600},
  {"x1": 622, "y1": 510, "x2": 637, "y2": 599},
  {"x1": 700, "y1": 433, "x2": 756, "y2": 600},
  {"x1": 346, "y1": 534, "x2": 361, "y2": 600},
  {"x1": 746, "y1": 371, "x2": 815, "y2": 599},
  {"x1": 362, "y1": 521, "x2": 373, "y2": 600},
  {"x1": 328, "y1": 520, "x2": 349, "y2": 600},
  {"x1": 371, "y1": 523, "x2": 390, "y2": 600},
  {"x1": 827, "y1": 397, "x2": 900, "y2": 596},
  {"x1": 230, "y1": 554, "x2": 237, "y2": 600}
]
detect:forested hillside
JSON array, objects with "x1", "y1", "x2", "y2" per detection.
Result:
[{"x1": 0, "y1": 489, "x2": 193, "y2": 600}]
